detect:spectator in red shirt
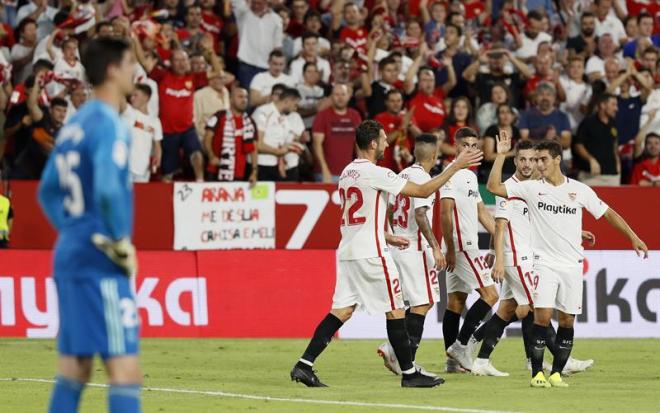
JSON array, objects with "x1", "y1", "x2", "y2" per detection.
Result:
[
  {"x1": 630, "y1": 132, "x2": 660, "y2": 186},
  {"x1": 441, "y1": 96, "x2": 475, "y2": 165},
  {"x1": 135, "y1": 34, "x2": 222, "y2": 181},
  {"x1": 374, "y1": 89, "x2": 413, "y2": 172},
  {"x1": 407, "y1": 66, "x2": 446, "y2": 136},
  {"x1": 333, "y1": 1, "x2": 369, "y2": 69},
  {"x1": 199, "y1": 0, "x2": 223, "y2": 48},
  {"x1": 312, "y1": 83, "x2": 362, "y2": 183},
  {"x1": 524, "y1": 52, "x2": 566, "y2": 105},
  {"x1": 287, "y1": 0, "x2": 308, "y2": 38},
  {"x1": 177, "y1": 5, "x2": 205, "y2": 54},
  {"x1": 204, "y1": 87, "x2": 258, "y2": 184}
]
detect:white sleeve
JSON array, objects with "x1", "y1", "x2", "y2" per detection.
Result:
[
  {"x1": 439, "y1": 176, "x2": 456, "y2": 200},
  {"x1": 154, "y1": 118, "x2": 163, "y2": 141},
  {"x1": 289, "y1": 113, "x2": 305, "y2": 136},
  {"x1": 249, "y1": 73, "x2": 263, "y2": 91},
  {"x1": 409, "y1": 171, "x2": 433, "y2": 210},
  {"x1": 494, "y1": 196, "x2": 510, "y2": 221},
  {"x1": 504, "y1": 179, "x2": 531, "y2": 200},
  {"x1": 254, "y1": 111, "x2": 267, "y2": 131},
  {"x1": 370, "y1": 166, "x2": 407, "y2": 196},
  {"x1": 581, "y1": 185, "x2": 609, "y2": 220}
]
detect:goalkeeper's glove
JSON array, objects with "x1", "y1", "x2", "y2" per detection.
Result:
[{"x1": 91, "y1": 233, "x2": 137, "y2": 277}]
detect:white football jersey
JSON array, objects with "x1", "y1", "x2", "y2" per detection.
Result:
[
  {"x1": 440, "y1": 166, "x2": 482, "y2": 252},
  {"x1": 390, "y1": 165, "x2": 435, "y2": 250},
  {"x1": 495, "y1": 176, "x2": 533, "y2": 267},
  {"x1": 337, "y1": 159, "x2": 407, "y2": 260},
  {"x1": 505, "y1": 176, "x2": 609, "y2": 267}
]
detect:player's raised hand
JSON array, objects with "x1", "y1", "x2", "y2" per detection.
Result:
[
  {"x1": 491, "y1": 260, "x2": 504, "y2": 283},
  {"x1": 632, "y1": 236, "x2": 648, "y2": 259},
  {"x1": 581, "y1": 230, "x2": 596, "y2": 246},
  {"x1": 496, "y1": 130, "x2": 512, "y2": 154},
  {"x1": 91, "y1": 234, "x2": 137, "y2": 277},
  {"x1": 432, "y1": 247, "x2": 446, "y2": 270},
  {"x1": 455, "y1": 148, "x2": 483, "y2": 169}
]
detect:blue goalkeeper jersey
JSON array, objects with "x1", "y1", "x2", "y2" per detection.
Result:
[{"x1": 38, "y1": 99, "x2": 133, "y2": 278}]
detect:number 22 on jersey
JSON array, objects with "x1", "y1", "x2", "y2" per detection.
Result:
[
  {"x1": 55, "y1": 151, "x2": 85, "y2": 217},
  {"x1": 339, "y1": 187, "x2": 366, "y2": 226}
]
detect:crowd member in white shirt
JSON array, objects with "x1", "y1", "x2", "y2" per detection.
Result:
[
  {"x1": 231, "y1": 0, "x2": 283, "y2": 89},
  {"x1": 122, "y1": 84, "x2": 163, "y2": 183},
  {"x1": 48, "y1": 35, "x2": 84, "y2": 83},
  {"x1": 514, "y1": 10, "x2": 553, "y2": 62},
  {"x1": 63, "y1": 82, "x2": 88, "y2": 123},
  {"x1": 249, "y1": 50, "x2": 295, "y2": 108},
  {"x1": 594, "y1": 0, "x2": 627, "y2": 46},
  {"x1": 296, "y1": 61, "x2": 326, "y2": 129},
  {"x1": 289, "y1": 32, "x2": 331, "y2": 84},
  {"x1": 16, "y1": 0, "x2": 57, "y2": 42},
  {"x1": 253, "y1": 86, "x2": 301, "y2": 181},
  {"x1": 585, "y1": 33, "x2": 618, "y2": 82},
  {"x1": 559, "y1": 57, "x2": 592, "y2": 132},
  {"x1": 283, "y1": 94, "x2": 307, "y2": 182},
  {"x1": 11, "y1": 18, "x2": 38, "y2": 84},
  {"x1": 193, "y1": 71, "x2": 230, "y2": 142}
]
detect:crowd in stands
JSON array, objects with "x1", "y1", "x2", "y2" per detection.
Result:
[{"x1": 0, "y1": 0, "x2": 658, "y2": 186}]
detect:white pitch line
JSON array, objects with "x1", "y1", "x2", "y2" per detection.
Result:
[{"x1": 0, "y1": 378, "x2": 522, "y2": 413}]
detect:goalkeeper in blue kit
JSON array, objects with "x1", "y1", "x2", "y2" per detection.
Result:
[{"x1": 38, "y1": 37, "x2": 141, "y2": 413}]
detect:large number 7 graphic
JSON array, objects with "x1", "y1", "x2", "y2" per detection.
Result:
[{"x1": 339, "y1": 187, "x2": 366, "y2": 226}]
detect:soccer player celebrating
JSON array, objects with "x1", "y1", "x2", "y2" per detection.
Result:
[
  {"x1": 38, "y1": 37, "x2": 141, "y2": 413},
  {"x1": 377, "y1": 133, "x2": 446, "y2": 375},
  {"x1": 441, "y1": 127, "x2": 498, "y2": 373},
  {"x1": 487, "y1": 133, "x2": 648, "y2": 388},
  {"x1": 290, "y1": 120, "x2": 482, "y2": 388},
  {"x1": 472, "y1": 140, "x2": 593, "y2": 376}
]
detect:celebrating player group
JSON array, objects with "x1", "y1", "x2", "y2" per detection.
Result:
[{"x1": 291, "y1": 120, "x2": 648, "y2": 389}]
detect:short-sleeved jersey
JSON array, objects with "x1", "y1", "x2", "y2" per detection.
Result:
[
  {"x1": 337, "y1": 159, "x2": 407, "y2": 261},
  {"x1": 440, "y1": 166, "x2": 481, "y2": 252},
  {"x1": 38, "y1": 100, "x2": 133, "y2": 278},
  {"x1": 495, "y1": 176, "x2": 533, "y2": 267},
  {"x1": 390, "y1": 165, "x2": 434, "y2": 250},
  {"x1": 505, "y1": 176, "x2": 609, "y2": 267}
]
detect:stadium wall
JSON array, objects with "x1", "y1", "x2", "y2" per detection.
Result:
[
  {"x1": 1, "y1": 250, "x2": 658, "y2": 339},
  {"x1": 6, "y1": 181, "x2": 660, "y2": 250}
]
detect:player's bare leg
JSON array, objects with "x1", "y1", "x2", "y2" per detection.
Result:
[
  {"x1": 447, "y1": 286, "x2": 499, "y2": 371},
  {"x1": 104, "y1": 356, "x2": 143, "y2": 412},
  {"x1": 291, "y1": 305, "x2": 355, "y2": 387},
  {"x1": 48, "y1": 356, "x2": 93, "y2": 413}
]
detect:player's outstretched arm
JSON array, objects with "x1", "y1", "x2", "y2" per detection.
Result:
[
  {"x1": 602, "y1": 208, "x2": 649, "y2": 258},
  {"x1": 400, "y1": 149, "x2": 483, "y2": 198},
  {"x1": 486, "y1": 130, "x2": 511, "y2": 198}
]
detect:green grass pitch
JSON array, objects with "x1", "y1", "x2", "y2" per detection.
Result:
[{"x1": 0, "y1": 338, "x2": 658, "y2": 412}]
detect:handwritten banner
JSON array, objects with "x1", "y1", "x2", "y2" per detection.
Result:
[{"x1": 173, "y1": 182, "x2": 275, "y2": 250}]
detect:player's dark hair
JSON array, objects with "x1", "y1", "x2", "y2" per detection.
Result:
[
  {"x1": 534, "y1": 140, "x2": 562, "y2": 159},
  {"x1": 378, "y1": 57, "x2": 397, "y2": 72},
  {"x1": 455, "y1": 127, "x2": 479, "y2": 141},
  {"x1": 416, "y1": 133, "x2": 437, "y2": 145},
  {"x1": 355, "y1": 120, "x2": 383, "y2": 150},
  {"x1": 268, "y1": 49, "x2": 285, "y2": 61},
  {"x1": 280, "y1": 87, "x2": 301, "y2": 100},
  {"x1": 135, "y1": 83, "x2": 152, "y2": 98},
  {"x1": 270, "y1": 83, "x2": 288, "y2": 96},
  {"x1": 50, "y1": 97, "x2": 68, "y2": 108},
  {"x1": 515, "y1": 139, "x2": 534, "y2": 153},
  {"x1": 81, "y1": 37, "x2": 131, "y2": 87}
]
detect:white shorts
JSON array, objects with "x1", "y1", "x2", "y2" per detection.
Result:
[
  {"x1": 500, "y1": 260, "x2": 536, "y2": 306},
  {"x1": 446, "y1": 250, "x2": 494, "y2": 294},
  {"x1": 532, "y1": 264, "x2": 583, "y2": 315},
  {"x1": 391, "y1": 248, "x2": 440, "y2": 307},
  {"x1": 333, "y1": 256, "x2": 405, "y2": 315}
]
